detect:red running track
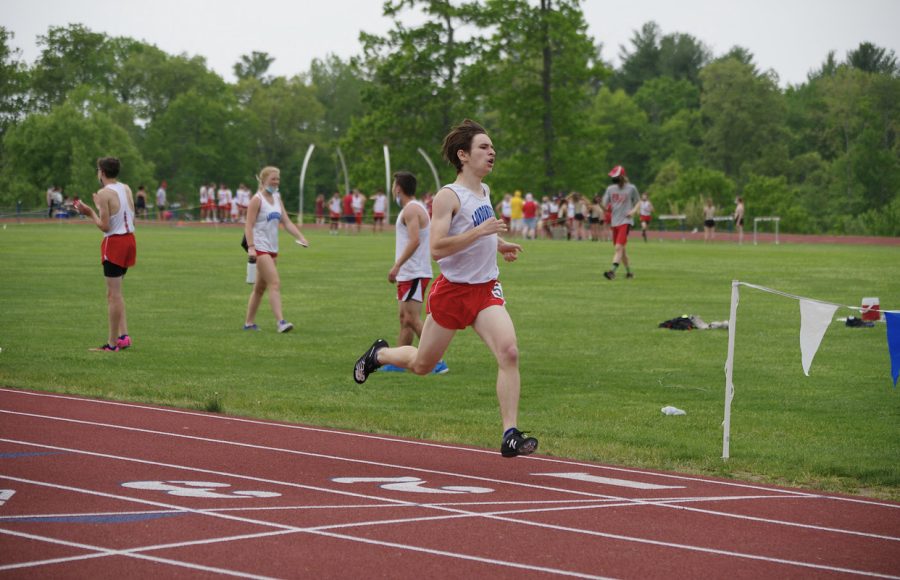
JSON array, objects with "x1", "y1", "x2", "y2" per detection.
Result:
[{"x1": 0, "y1": 388, "x2": 897, "y2": 579}]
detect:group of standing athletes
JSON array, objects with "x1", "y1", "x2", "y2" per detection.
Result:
[{"x1": 76, "y1": 119, "x2": 653, "y2": 458}]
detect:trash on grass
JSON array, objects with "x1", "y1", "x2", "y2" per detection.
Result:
[{"x1": 661, "y1": 406, "x2": 686, "y2": 416}]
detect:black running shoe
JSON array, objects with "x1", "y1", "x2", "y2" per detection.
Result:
[
  {"x1": 501, "y1": 429, "x2": 539, "y2": 458},
  {"x1": 603, "y1": 270, "x2": 616, "y2": 280},
  {"x1": 354, "y1": 339, "x2": 388, "y2": 384},
  {"x1": 625, "y1": 272, "x2": 634, "y2": 279}
]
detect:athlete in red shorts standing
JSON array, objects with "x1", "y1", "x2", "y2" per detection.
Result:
[
  {"x1": 354, "y1": 119, "x2": 538, "y2": 458},
  {"x1": 601, "y1": 165, "x2": 641, "y2": 280},
  {"x1": 75, "y1": 157, "x2": 137, "y2": 352}
]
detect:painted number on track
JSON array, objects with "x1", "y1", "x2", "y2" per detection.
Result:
[
  {"x1": 0, "y1": 489, "x2": 15, "y2": 507},
  {"x1": 333, "y1": 476, "x2": 493, "y2": 494},
  {"x1": 121, "y1": 480, "x2": 281, "y2": 498}
]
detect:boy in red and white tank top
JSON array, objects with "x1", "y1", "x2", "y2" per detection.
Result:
[
  {"x1": 353, "y1": 120, "x2": 538, "y2": 458},
  {"x1": 74, "y1": 157, "x2": 137, "y2": 352}
]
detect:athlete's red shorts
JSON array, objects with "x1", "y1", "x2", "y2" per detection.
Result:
[
  {"x1": 611, "y1": 224, "x2": 631, "y2": 245},
  {"x1": 374, "y1": 212, "x2": 385, "y2": 220},
  {"x1": 354, "y1": 212, "x2": 363, "y2": 224},
  {"x1": 100, "y1": 233, "x2": 136, "y2": 268},
  {"x1": 397, "y1": 278, "x2": 431, "y2": 302},
  {"x1": 426, "y1": 275, "x2": 505, "y2": 330},
  {"x1": 256, "y1": 251, "x2": 278, "y2": 259},
  {"x1": 640, "y1": 215, "x2": 652, "y2": 223}
]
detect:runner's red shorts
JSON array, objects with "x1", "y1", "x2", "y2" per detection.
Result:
[
  {"x1": 611, "y1": 224, "x2": 631, "y2": 246},
  {"x1": 397, "y1": 278, "x2": 431, "y2": 302},
  {"x1": 100, "y1": 233, "x2": 136, "y2": 268},
  {"x1": 640, "y1": 215, "x2": 652, "y2": 223},
  {"x1": 427, "y1": 275, "x2": 505, "y2": 330}
]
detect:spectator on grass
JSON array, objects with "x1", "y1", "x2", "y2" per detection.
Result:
[
  {"x1": 379, "y1": 170, "x2": 447, "y2": 375},
  {"x1": 703, "y1": 198, "x2": 716, "y2": 242},
  {"x1": 496, "y1": 193, "x2": 512, "y2": 229},
  {"x1": 243, "y1": 166, "x2": 309, "y2": 334},
  {"x1": 372, "y1": 189, "x2": 387, "y2": 233},
  {"x1": 341, "y1": 190, "x2": 354, "y2": 232},
  {"x1": 236, "y1": 183, "x2": 251, "y2": 223},
  {"x1": 734, "y1": 197, "x2": 745, "y2": 245},
  {"x1": 74, "y1": 157, "x2": 137, "y2": 352},
  {"x1": 351, "y1": 189, "x2": 367, "y2": 234},
  {"x1": 522, "y1": 193, "x2": 538, "y2": 240},
  {"x1": 135, "y1": 185, "x2": 148, "y2": 219},
  {"x1": 328, "y1": 191, "x2": 342, "y2": 235},
  {"x1": 510, "y1": 190, "x2": 524, "y2": 237},
  {"x1": 315, "y1": 193, "x2": 325, "y2": 225},
  {"x1": 638, "y1": 192, "x2": 654, "y2": 242},
  {"x1": 539, "y1": 195, "x2": 551, "y2": 239},
  {"x1": 156, "y1": 181, "x2": 167, "y2": 221},
  {"x1": 46, "y1": 186, "x2": 57, "y2": 218},
  {"x1": 589, "y1": 194, "x2": 603, "y2": 241},
  {"x1": 353, "y1": 119, "x2": 539, "y2": 459},
  {"x1": 601, "y1": 165, "x2": 641, "y2": 280}
]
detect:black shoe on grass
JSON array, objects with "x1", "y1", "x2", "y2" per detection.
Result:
[
  {"x1": 354, "y1": 339, "x2": 388, "y2": 384},
  {"x1": 501, "y1": 429, "x2": 538, "y2": 457},
  {"x1": 603, "y1": 270, "x2": 616, "y2": 280},
  {"x1": 625, "y1": 272, "x2": 634, "y2": 279}
]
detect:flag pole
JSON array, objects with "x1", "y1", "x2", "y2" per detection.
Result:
[{"x1": 723, "y1": 280, "x2": 740, "y2": 459}]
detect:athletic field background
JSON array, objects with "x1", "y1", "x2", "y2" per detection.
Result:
[{"x1": 0, "y1": 221, "x2": 897, "y2": 499}]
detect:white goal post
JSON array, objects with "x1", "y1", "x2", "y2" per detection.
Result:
[{"x1": 753, "y1": 216, "x2": 781, "y2": 245}]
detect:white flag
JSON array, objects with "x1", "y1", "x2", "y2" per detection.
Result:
[{"x1": 799, "y1": 299, "x2": 838, "y2": 376}]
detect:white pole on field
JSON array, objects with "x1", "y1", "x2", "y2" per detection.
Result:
[
  {"x1": 722, "y1": 280, "x2": 740, "y2": 459},
  {"x1": 383, "y1": 144, "x2": 391, "y2": 224},
  {"x1": 417, "y1": 147, "x2": 441, "y2": 193},
  {"x1": 298, "y1": 144, "x2": 315, "y2": 224},
  {"x1": 335, "y1": 147, "x2": 350, "y2": 195}
]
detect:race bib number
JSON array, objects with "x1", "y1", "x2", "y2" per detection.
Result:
[{"x1": 492, "y1": 281, "x2": 505, "y2": 302}]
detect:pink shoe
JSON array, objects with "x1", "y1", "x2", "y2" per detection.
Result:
[
  {"x1": 89, "y1": 344, "x2": 120, "y2": 352},
  {"x1": 116, "y1": 335, "x2": 132, "y2": 349}
]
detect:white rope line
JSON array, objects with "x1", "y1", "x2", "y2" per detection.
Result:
[{"x1": 738, "y1": 282, "x2": 898, "y2": 314}]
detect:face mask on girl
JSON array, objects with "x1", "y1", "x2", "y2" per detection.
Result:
[{"x1": 265, "y1": 185, "x2": 278, "y2": 194}]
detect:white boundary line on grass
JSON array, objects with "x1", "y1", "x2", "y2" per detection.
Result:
[
  {"x1": 3, "y1": 408, "x2": 899, "y2": 542},
  {"x1": 4, "y1": 388, "x2": 895, "y2": 507},
  {"x1": 1, "y1": 472, "x2": 896, "y2": 580}
]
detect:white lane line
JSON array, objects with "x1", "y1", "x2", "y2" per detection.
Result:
[
  {"x1": 0, "y1": 527, "x2": 278, "y2": 579},
  {"x1": 0, "y1": 413, "x2": 666, "y2": 502},
  {"x1": 0, "y1": 475, "x2": 611, "y2": 580},
  {"x1": 3, "y1": 413, "x2": 895, "y2": 541},
  {"x1": 7, "y1": 476, "x2": 894, "y2": 580},
  {"x1": 6, "y1": 388, "x2": 893, "y2": 505},
  {"x1": 535, "y1": 472, "x2": 685, "y2": 490},
  {"x1": 5, "y1": 440, "x2": 896, "y2": 576}
]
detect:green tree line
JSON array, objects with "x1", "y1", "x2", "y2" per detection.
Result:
[{"x1": 1, "y1": 0, "x2": 898, "y2": 234}]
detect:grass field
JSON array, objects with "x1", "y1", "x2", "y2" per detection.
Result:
[{"x1": 0, "y1": 220, "x2": 898, "y2": 499}]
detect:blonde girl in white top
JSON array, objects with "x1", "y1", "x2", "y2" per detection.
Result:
[{"x1": 243, "y1": 166, "x2": 308, "y2": 333}]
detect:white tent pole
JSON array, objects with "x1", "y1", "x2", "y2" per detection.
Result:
[
  {"x1": 335, "y1": 147, "x2": 350, "y2": 195},
  {"x1": 723, "y1": 280, "x2": 740, "y2": 459},
  {"x1": 298, "y1": 144, "x2": 315, "y2": 224},
  {"x1": 417, "y1": 147, "x2": 441, "y2": 193}
]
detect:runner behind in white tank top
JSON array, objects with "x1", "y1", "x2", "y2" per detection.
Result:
[{"x1": 395, "y1": 199, "x2": 432, "y2": 281}]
